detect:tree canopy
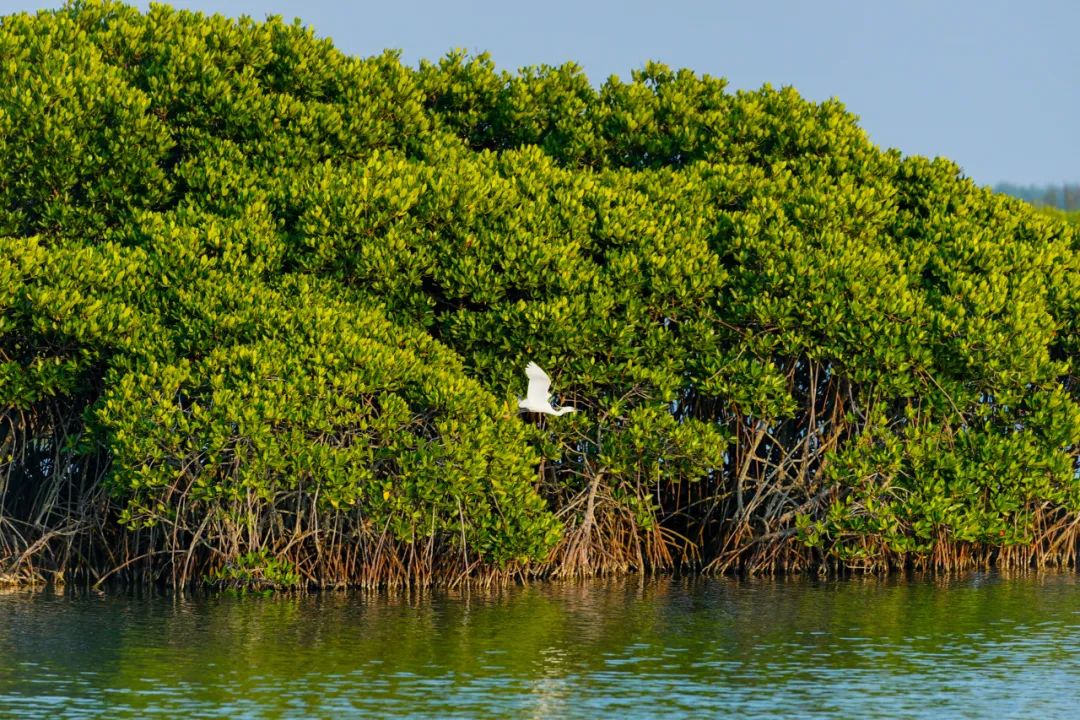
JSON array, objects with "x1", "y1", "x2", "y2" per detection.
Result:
[{"x1": 1, "y1": 1, "x2": 1077, "y2": 588}]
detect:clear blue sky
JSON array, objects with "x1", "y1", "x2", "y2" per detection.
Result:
[{"x1": 8, "y1": 0, "x2": 1078, "y2": 186}]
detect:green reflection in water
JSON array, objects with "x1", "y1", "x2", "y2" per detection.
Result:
[{"x1": 2, "y1": 572, "x2": 1079, "y2": 718}]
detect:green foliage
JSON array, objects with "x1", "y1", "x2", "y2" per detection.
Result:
[
  {"x1": 208, "y1": 548, "x2": 300, "y2": 591},
  {"x1": 95, "y1": 280, "x2": 558, "y2": 565},
  {"x1": 1, "y1": 0, "x2": 1078, "y2": 585},
  {"x1": 1033, "y1": 205, "x2": 1080, "y2": 227}
]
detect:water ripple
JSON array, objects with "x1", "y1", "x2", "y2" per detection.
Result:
[{"x1": 2, "y1": 572, "x2": 1080, "y2": 718}]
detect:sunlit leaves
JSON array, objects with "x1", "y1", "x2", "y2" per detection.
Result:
[{"x1": 1, "y1": 0, "x2": 1077, "y2": 581}]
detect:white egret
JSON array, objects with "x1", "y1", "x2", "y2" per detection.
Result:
[{"x1": 518, "y1": 361, "x2": 577, "y2": 416}]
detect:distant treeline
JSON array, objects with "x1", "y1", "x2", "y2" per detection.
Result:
[
  {"x1": 1, "y1": 2, "x2": 1078, "y2": 589},
  {"x1": 996, "y1": 183, "x2": 1080, "y2": 210}
]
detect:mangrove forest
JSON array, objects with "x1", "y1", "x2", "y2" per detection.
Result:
[{"x1": 1, "y1": 1, "x2": 1078, "y2": 589}]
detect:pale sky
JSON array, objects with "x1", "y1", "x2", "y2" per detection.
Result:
[{"x1": 6, "y1": 0, "x2": 1078, "y2": 186}]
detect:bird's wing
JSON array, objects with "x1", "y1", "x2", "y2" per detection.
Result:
[{"x1": 525, "y1": 361, "x2": 552, "y2": 404}]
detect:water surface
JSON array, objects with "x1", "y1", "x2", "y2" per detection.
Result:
[{"x1": 2, "y1": 572, "x2": 1079, "y2": 718}]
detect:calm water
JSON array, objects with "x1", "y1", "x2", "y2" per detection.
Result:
[{"x1": 2, "y1": 572, "x2": 1080, "y2": 718}]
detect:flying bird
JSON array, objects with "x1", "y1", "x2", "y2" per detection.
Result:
[{"x1": 518, "y1": 361, "x2": 577, "y2": 416}]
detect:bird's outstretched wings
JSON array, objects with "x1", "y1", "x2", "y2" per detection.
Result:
[{"x1": 525, "y1": 361, "x2": 552, "y2": 405}]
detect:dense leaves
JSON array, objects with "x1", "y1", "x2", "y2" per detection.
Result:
[{"x1": 1, "y1": 1, "x2": 1077, "y2": 587}]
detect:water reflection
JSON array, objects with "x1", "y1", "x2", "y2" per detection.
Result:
[{"x1": 2, "y1": 572, "x2": 1079, "y2": 718}]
